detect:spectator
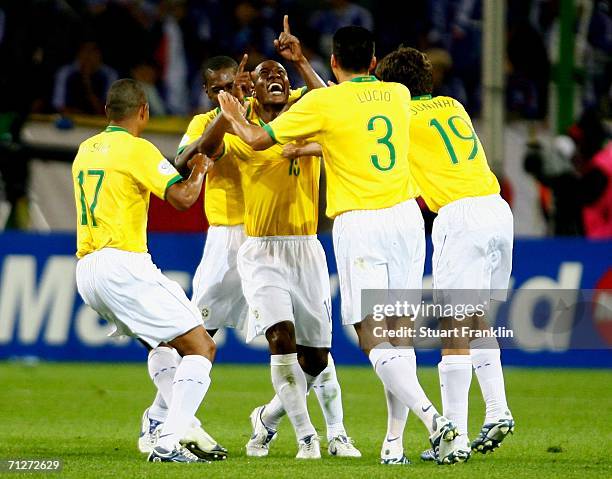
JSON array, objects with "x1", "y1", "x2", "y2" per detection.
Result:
[
  {"x1": 583, "y1": 0, "x2": 612, "y2": 114},
  {"x1": 131, "y1": 61, "x2": 167, "y2": 116},
  {"x1": 425, "y1": 47, "x2": 467, "y2": 104},
  {"x1": 52, "y1": 40, "x2": 118, "y2": 115}
]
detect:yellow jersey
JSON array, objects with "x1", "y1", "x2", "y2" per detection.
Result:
[
  {"x1": 178, "y1": 109, "x2": 245, "y2": 226},
  {"x1": 176, "y1": 88, "x2": 307, "y2": 226},
  {"x1": 408, "y1": 95, "x2": 500, "y2": 212},
  {"x1": 221, "y1": 89, "x2": 319, "y2": 237},
  {"x1": 73, "y1": 126, "x2": 183, "y2": 258},
  {"x1": 263, "y1": 76, "x2": 419, "y2": 218}
]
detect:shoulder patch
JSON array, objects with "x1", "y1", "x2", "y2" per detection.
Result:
[{"x1": 158, "y1": 159, "x2": 176, "y2": 176}]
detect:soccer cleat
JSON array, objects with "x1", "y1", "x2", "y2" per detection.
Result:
[
  {"x1": 471, "y1": 417, "x2": 515, "y2": 454},
  {"x1": 296, "y1": 434, "x2": 321, "y2": 459},
  {"x1": 328, "y1": 435, "x2": 361, "y2": 457},
  {"x1": 245, "y1": 406, "x2": 278, "y2": 457},
  {"x1": 420, "y1": 448, "x2": 437, "y2": 462},
  {"x1": 138, "y1": 408, "x2": 163, "y2": 454},
  {"x1": 380, "y1": 436, "x2": 408, "y2": 465},
  {"x1": 147, "y1": 445, "x2": 210, "y2": 463},
  {"x1": 428, "y1": 415, "x2": 459, "y2": 455},
  {"x1": 437, "y1": 434, "x2": 471, "y2": 465},
  {"x1": 181, "y1": 425, "x2": 228, "y2": 461}
]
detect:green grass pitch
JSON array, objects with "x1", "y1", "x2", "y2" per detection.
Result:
[{"x1": 1, "y1": 362, "x2": 610, "y2": 478}]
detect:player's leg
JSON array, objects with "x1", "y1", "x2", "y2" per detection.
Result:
[{"x1": 470, "y1": 196, "x2": 515, "y2": 453}]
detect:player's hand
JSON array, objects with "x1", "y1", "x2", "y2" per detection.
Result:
[
  {"x1": 327, "y1": 80, "x2": 336, "y2": 86},
  {"x1": 282, "y1": 143, "x2": 301, "y2": 159},
  {"x1": 274, "y1": 15, "x2": 304, "y2": 63},
  {"x1": 218, "y1": 91, "x2": 247, "y2": 123},
  {"x1": 231, "y1": 53, "x2": 254, "y2": 102},
  {"x1": 187, "y1": 153, "x2": 214, "y2": 174}
]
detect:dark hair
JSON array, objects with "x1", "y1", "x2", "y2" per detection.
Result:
[
  {"x1": 332, "y1": 26, "x2": 375, "y2": 73},
  {"x1": 105, "y1": 79, "x2": 147, "y2": 121},
  {"x1": 202, "y1": 56, "x2": 238, "y2": 82},
  {"x1": 376, "y1": 47, "x2": 433, "y2": 97}
]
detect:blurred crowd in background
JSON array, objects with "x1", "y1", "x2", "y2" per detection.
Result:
[{"x1": 0, "y1": 0, "x2": 611, "y2": 237}]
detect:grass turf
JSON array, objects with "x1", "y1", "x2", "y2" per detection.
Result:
[{"x1": 0, "y1": 362, "x2": 610, "y2": 478}]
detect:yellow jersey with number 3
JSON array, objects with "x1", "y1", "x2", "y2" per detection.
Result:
[
  {"x1": 221, "y1": 95, "x2": 320, "y2": 237},
  {"x1": 73, "y1": 126, "x2": 182, "y2": 258},
  {"x1": 408, "y1": 95, "x2": 500, "y2": 212},
  {"x1": 263, "y1": 76, "x2": 419, "y2": 218}
]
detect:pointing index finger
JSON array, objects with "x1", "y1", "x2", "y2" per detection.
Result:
[
  {"x1": 283, "y1": 14, "x2": 290, "y2": 34},
  {"x1": 237, "y1": 53, "x2": 248, "y2": 74}
]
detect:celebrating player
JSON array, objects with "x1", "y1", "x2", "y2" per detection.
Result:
[
  {"x1": 216, "y1": 26, "x2": 464, "y2": 464},
  {"x1": 182, "y1": 16, "x2": 360, "y2": 459},
  {"x1": 376, "y1": 46, "x2": 515, "y2": 462},
  {"x1": 73, "y1": 79, "x2": 218, "y2": 463}
]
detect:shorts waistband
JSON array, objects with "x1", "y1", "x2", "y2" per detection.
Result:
[
  {"x1": 79, "y1": 247, "x2": 150, "y2": 260},
  {"x1": 246, "y1": 235, "x2": 317, "y2": 242},
  {"x1": 334, "y1": 198, "x2": 418, "y2": 219},
  {"x1": 438, "y1": 194, "x2": 501, "y2": 215}
]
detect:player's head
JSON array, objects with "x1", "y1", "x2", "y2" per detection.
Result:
[
  {"x1": 252, "y1": 60, "x2": 290, "y2": 106},
  {"x1": 203, "y1": 56, "x2": 239, "y2": 106},
  {"x1": 331, "y1": 26, "x2": 376, "y2": 78},
  {"x1": 105, "y1": 79, "x2": 149, "y2": 133},
  {"x1": 375, "y1": 46, "x2": 433, "y2": 97}
]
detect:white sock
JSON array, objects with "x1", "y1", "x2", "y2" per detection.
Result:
[
  {"x1": 147, "y1": 346, "x2": 180, "y2": 421},
  {"x1": 470, "y1": 338, "x2": 510, "y2": 422},
  {"x1": 312, "y1": 354, "x2": 347, "y2": 440},
  {"x1": 270, "y1": 353, "x2": 316, "y2": 441},
  {"x1": 438, "y1": 355, "x2": 472, "y2": 435},
  {"x1": 157, "y1": 355, "x2": 212, "y2": 450},
  {"x1": 370, "y1": 343, "x2": 439, "y2": 434},
  {"x1": 261, "y1": 395, "x2": 286, "y2": 430},
  {"x1": 384, "y1": 387, "x2": 408, "y2": 446}
]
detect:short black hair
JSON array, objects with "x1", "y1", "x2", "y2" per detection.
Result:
[
  {"x1": 332, "y1": 26, "x2": 375, "y2": 73},
  {"x1": 202, "y1": 56, "x2": 238, "y2": 82},
  {"x1": 105, "y1": 79, "x2": 147, "y2": 121},
  {"x1": 376, "y1": 47, "x2": 433, "y2": 97}
]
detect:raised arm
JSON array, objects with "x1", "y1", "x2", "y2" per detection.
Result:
[
  {"x1": 218, "y1": 91, "x2": 274, "y2": 150},
  {"x1": 275, "y1": 15, "x2": 325, "y2": 91},
  {"x1": 166, "y1": 153, "x2": 213, "y2": 211}
]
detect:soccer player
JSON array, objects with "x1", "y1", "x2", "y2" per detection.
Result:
[
  {"x1": 195, "y1": 47, "x2": 361, "y2": 457},
  {"x1": 178, "y1": 16, "x2": 360, "y2": 459},
  {"x1": 216, "y1": 26, "x2": 462, "y2": 465},
  {"x1": 376, "y1": 46, "x2": 515, "y2": 462},
  {"x1": 73, "y1": 79, "x2": 218, "y2": 463}
]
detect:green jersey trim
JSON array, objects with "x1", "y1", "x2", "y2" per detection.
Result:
[
  {"x1": 104, "y1": 125, "x2": 130, "y2": 134},
  {"x1": 412, "y1": 94, "x2": 433, "y2": 100},
  {"x1": 263, "y1": 124, "x2": 277, "y2": 143},
  {"x1": 164, "y1": 174, "x2": 183, "y2": 198},
  {"x1": 349, "y1": 75, "x2": 378, "y2": 83}
]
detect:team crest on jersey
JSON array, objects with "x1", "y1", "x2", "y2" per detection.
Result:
[{"x1": 158, "y1": 159, "x2": 175, "y2": 175}]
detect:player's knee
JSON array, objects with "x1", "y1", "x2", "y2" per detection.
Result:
[
  {"x1": 265, "y1": 321, "x2": 296, "y2": 354},
  {"x1": 298, "y1": 347, "x2": 329, "y2": 376}
]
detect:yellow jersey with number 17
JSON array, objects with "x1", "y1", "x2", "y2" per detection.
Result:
[
  {"x1": 408, "y1": 95, "x2": 500, "y2": 212},
  {"x1": 72, "y1": 126, "x2": 183, "y2": 258},
  {"x1": 263, "y1": 76, "x2": 419, "y2": 218}
]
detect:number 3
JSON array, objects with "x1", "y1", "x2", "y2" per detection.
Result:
[{"x1": 368, "y1": 115, "x2": 396, "y2": 171}]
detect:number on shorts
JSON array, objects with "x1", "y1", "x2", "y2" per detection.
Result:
[
  {"x1": 429, "y1": 116, "x2": 479, "y2": 165},
  {"x1": 77, "y1": 169, "x2": 105, "y2": 226},
  {"x1": 367, "y1": 115, "x2": 396, "y2": 171}
]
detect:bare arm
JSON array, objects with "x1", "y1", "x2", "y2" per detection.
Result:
[
  {"x1": 166, "y1": 153, "x2": 213, "y2": 211},
  {"x1": 275, "y1": 15, "x2": 325, "y2": 91},
  {"x1": 218, "y1": 92, "x2": 274, "y2": 150},
  {"x1": 282, "y1": 141, "x2": 323, "y2": 159}
]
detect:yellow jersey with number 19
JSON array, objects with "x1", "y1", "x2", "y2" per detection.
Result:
[
  {"x1": 72, "y1": 126, "x2": 183, "y2": 258},
  {"x1": 263, "y1": 76, "x2": 419, "y2": 218},
  {"x1": 408, "y1": 95, "x2": 500, "y2": 212}
]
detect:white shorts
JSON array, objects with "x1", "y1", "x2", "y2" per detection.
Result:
[
  {"x1": 333, "y1": 199, "x2": 426, "y2": 325},
  {"x1": 76, "y1": 248, "x2": 203, "y2": 348},
  {"x1": 237, "y1": 235, "x2": 332, "y2": 348},
  {"x1": 192, "y1": 225, "x2": 247, "y2": 330},
  {"x1": 432, "y1": 194, "x2": 513, "y2": 307}
]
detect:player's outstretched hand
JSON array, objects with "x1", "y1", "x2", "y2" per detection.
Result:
[
  {"x1": 274, "y1": 15, "x2": 304, "y2": 63},
  {"x1": 218, "y1": 91, "x2": 246, "y2": 123},
  {"x1": 232, "y1": 53, "x2": 254, "y2": 101},
  {"x1": 282, "y1": 143, "x2": 300, "y2": 159}
]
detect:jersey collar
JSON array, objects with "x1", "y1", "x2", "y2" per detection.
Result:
[
  {"x1": 349, "y1": 75, "x2": 378, "y2": 83},
  {"x1": 104, "y1": 125, "x2": 130, "y2": 134},
  {"x1": 412, "y1": 94, "x2": 432, "y2": 100}
]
